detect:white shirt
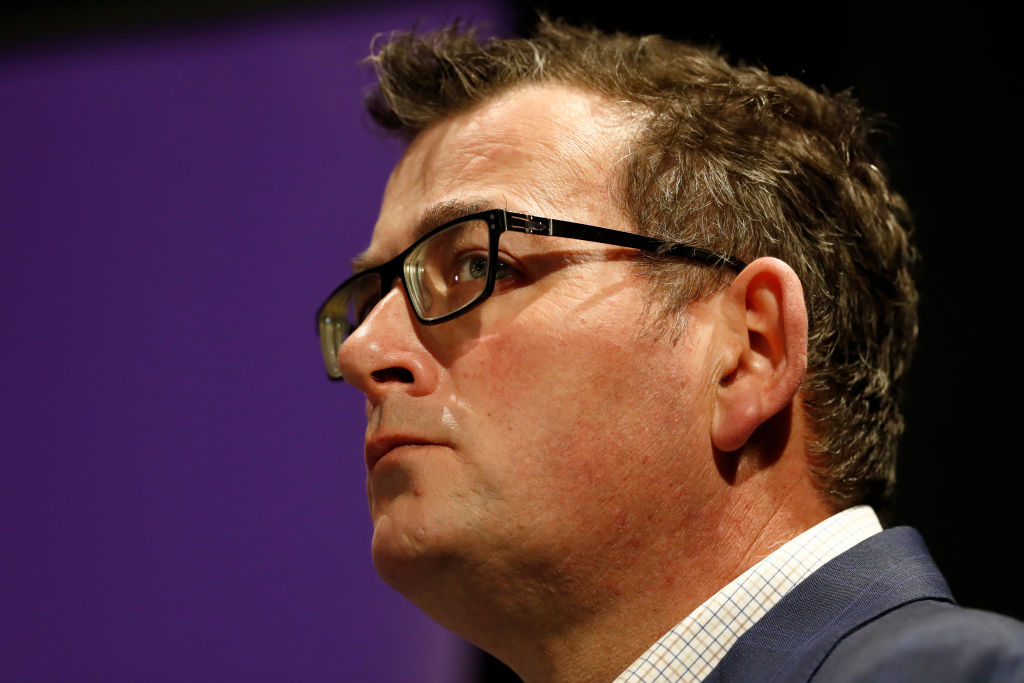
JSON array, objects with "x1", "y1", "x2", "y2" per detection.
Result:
[{"x1": 614, "y1": 505, "x2": 883, "y2": 682}]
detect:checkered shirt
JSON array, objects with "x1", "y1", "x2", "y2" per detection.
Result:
[{"x1": 614, "y1": 505, "x2": 882, "y2": 682}]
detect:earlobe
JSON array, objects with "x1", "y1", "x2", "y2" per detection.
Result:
[{"x1": 711, "y1": 258, "x2": 808, "y2": 453}]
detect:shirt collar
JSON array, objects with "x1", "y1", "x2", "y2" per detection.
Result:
[{"x1": 614, "y1": 505, "x2": 883, "y2": 683}]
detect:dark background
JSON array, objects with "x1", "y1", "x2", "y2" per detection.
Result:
[{"x1": 3, "y1": 2, "x2": 1019, "y2": 682}]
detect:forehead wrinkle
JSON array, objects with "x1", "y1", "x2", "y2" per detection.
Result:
[
  {"x1": 351, "y1": 197, "x2": 496, "y2": 274},
  {"x1": 482, "y1": 97, "x2": 632, "y2": 226},
  {"x1": 447, "y1": 93, "x2": 622, "y2": 198}
]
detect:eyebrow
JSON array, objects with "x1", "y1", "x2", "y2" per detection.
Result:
[{"x1": 350, "y1": 198, "x2": 497, "y2": 274}]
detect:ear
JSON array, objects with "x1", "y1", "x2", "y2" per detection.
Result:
[{"x1": 710, "y1": 257, "x2": 808, "y2": 453}]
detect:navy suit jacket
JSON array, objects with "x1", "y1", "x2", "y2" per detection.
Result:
[{"x1": 704, "y1": 527, "x2": 1024, "y2": 681}]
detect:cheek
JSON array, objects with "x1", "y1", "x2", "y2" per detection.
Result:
[
  {"x1": 469, "y1": 321, "x2": 623, "y2": 431},
  {"x1": 464, "y1": 317, "x2": 702, "y2": 512}
]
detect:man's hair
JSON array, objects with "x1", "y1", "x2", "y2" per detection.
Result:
[{"x1": 363, "y1": 19, "x2": 918, "y2": 514}]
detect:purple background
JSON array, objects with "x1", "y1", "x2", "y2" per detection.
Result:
[{"x1": 1, "y1": 2, "x2": 510, "y2": 680}]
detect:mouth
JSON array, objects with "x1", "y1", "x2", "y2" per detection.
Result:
[{"x1": 365, "y1": 435, "x2": 444, "y2": 472}]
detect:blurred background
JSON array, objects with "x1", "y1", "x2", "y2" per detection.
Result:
[{"x1": 2, "y1": 2, "x2": 1018, "y2": 681}]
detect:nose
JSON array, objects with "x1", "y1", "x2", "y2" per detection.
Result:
[{"x1": 336, "y1": 284, "x2": 439, "y2": 402}]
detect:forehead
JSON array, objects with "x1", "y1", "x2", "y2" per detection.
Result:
[{"x1": 359, "y1": 84, "x2": 635, "y2": 267}]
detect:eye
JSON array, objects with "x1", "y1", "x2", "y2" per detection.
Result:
[
  {"x1": 451, "y1": 253, "x2": 515, "y2": 284},
  {"x1": 453, "y1": 253, "x2": 489, "y2": 282}
]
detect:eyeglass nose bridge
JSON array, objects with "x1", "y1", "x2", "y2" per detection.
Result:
[
  {"x1": 346, "y1": 257, "x2": 412, "y2": 334},
  {"x1": 375, "y1": 256, "x2": 407, "y2": 301}
]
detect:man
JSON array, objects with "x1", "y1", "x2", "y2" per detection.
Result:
[{"x1": 316, "y1": 19, "x2": 1024, "y2": 682}]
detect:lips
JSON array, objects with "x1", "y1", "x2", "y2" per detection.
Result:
[{"x1": 365, "y1": 434, "x2": 445, "y2": 472}]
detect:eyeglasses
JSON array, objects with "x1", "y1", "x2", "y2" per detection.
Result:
[{"x1": 316, "y1": 209, "x2": 747, "y2": 380}]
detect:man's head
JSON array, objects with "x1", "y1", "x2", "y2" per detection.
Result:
[
  {"x1": 360, "y1": 18, "x2": 917, "y2": 513},
  {"x1": 320, "y1": 18, "x2": 916, "y2": 678}
]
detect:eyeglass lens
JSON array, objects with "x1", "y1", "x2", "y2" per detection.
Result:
[
  {"x1": 405, "y1": 218, "x2": 491, "y2": 321},
  {"x1": 319, "y1": 271, "x2": 380, "y2": 378},
  {"x1": 318, "y1": 217, "x2": 494, "y2": 379}
]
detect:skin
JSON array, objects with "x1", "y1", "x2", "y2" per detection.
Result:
[{"x1": 337, "y1": 83, "x2": 832, "y2": 682}]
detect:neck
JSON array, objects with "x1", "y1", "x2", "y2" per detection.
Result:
[{"x1": 467, "y1": 479, "x2": 832, "y2": 682}]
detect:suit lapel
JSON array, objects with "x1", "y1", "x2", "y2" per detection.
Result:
[{"x1": 704, "y1": 527, "x2": 953, "y2": 682}]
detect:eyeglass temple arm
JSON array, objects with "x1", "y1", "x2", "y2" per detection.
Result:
[{"x1": 505, "y1": 213, "x2": 747, "y2": 272}]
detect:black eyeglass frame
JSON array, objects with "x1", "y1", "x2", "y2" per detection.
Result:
[{"x1": 316, "y1": 209, "x2": 747, "y2": 379}]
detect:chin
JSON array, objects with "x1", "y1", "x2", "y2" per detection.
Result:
[
  {"x1": 370, "y1": 509, "x2": 460, "y2": 590},
  {"x1": 370, "y1": 522, "x2": 508, "y2": 649}
]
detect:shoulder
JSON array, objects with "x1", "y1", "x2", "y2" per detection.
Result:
[
  {"x1": 707, "y1": 526, "x2": 1024, "y2": 682},
  {"x1": 817, "y1": 599, "x2": 1024, "y2": 681}
]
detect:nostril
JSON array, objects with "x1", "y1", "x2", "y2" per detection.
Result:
[{"x1": 371, "y1": 367, "x2": 415, "y2": 383}]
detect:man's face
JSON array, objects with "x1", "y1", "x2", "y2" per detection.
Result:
[{"x1": 337, "y1": 85, "x2": 722, "y2": 617}]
